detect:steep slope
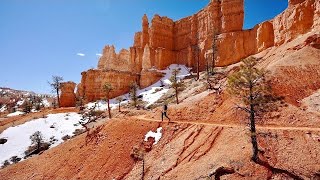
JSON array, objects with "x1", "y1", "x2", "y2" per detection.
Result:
[{"x1": 0, "y1": 118, "x2": 158, "y2": 180}]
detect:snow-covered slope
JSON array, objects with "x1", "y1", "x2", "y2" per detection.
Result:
[
  {"x1": 87, "y1": 64, "x2": 190, "y2": 110},
  {"x1": 0, "y1": 113, "x2": 82, "y2": 165}
]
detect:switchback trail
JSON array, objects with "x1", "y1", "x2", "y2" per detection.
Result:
[{"x1": 135, "y1": 116, "x2": 320, "y2": 132}]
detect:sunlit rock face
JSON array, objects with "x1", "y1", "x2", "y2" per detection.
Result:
[
  {"x1": 77, "y1": 0, "x2": 319, "y2": 102},
  {"x1": 60, "y1": 81, "x2": 76, "y2": 107}
]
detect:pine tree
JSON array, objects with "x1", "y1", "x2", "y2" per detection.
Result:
[{"x1": 227, "y1": 57, "x2": 274, "y2": 162}]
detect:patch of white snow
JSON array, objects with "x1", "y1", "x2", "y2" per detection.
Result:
[{"x1": 144, "y1": 127, "x2": 163, "y2": 145}]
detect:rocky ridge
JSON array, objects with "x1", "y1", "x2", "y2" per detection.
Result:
[{"x1": 60, "y1": 0, "x2": 320, "y2": 105}]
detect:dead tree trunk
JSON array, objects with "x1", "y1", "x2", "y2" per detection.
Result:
[
  {"x1": 107, "y1": 96, "x2": 111, "y2": 119},
  {"x1": 175, "y1": 87, "x2": 179, "y2": 104}
]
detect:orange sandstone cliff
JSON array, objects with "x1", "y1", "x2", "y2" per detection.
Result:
[{"x1": 74, "y1": 0, "x2": 319, "y2": 103}]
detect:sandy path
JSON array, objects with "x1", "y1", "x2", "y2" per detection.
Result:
[{"x1": 136, "y1": 116, "x2": 320, "y2": 132}]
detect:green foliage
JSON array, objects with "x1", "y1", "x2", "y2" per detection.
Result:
[
  {"x1": 103, "y1": 83, "x2": 113, "y2": 93},
  {"x1": 227, "y1": 57, "x2": 274, "y2": 114}
]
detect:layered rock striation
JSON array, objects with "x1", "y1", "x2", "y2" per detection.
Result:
[{"x1": 76, "y1": 0, "x2": 319, "y2": 102}]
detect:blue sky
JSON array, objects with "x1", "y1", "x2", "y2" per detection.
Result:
[{"x1": 0, "y1": 0, "x2": 288, "y2": 94}]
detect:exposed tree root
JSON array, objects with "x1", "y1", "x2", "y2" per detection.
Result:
[
  {"x1": 209, "y1": 166, "x2": 235, "y2": 180},
  {"x1": 195, "y1": 166, "x2": 236, "y2": 180},
  {"x1": 255, "y1": 157, "x2": 303, "y2": 180}
]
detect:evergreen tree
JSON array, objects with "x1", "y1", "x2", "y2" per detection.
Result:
[{"x1": 227, "y1": 57, "x2": 274, "y2": 162}]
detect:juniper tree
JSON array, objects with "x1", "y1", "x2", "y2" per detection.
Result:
[
  {"x1": 227, "y1": 57, "x2": 274, "y2": 162},
  {"x1": 30, "y1": 131, "x2": 44, "y2": 152},
  {"x1": 170, "y1": 69, "x2": 183, "y2": 104},
  {"x1": 48, "y1": 76, "x2": 63, "y2": 108},
  {"x1": 103, "y1": 82, "x2": 113, "y2": 119},
  {"x1": 130, "y1": 82, "x2": 139, "y2": 109}
]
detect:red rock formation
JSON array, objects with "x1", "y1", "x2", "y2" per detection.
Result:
[
  {"x1": 140, "y1": 70, "x2": 164, "y2": 89},
  {"x1": 98, "y1": 46, "x2": 131, "y2": 72},
  {"x1": 273, "y1": 0, "x2": 316, "y2": 46},
  {"x1": 78, "y1": 70, "x2": 139, "y2": 102},
  {"x1": 80, "y1": 0, "x2": 319, "y2": 102},
  {"x1": 60, "y1": 82, "x2": 76, "y2": 107}
]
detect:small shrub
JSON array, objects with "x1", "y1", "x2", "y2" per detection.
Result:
[
  {"x1": 73, "y1": 129, "x2": 86, "y2": 136},
  {"x1": 10, "y1": 156, "x2": 21, "y2": 164},
  {"x1": 1, "y1": 160, "x2": 10, "y2": 168},
  {"x1": 24, "y1": 142, "x2": 50, "y2": 157},
  {"x1": 49, "y1": 136, "x2": 58, "y2": 144},
  {"x1": 0, "y1": 138, "x2": 7, "y2": 144},
  {"x1": 62, "y1": 135, "x2": 71, "y2": 141}
]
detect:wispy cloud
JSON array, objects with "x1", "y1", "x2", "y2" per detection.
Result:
[
  {"x1": 76, "y1": 53, "x2": 85, "y2": 57},
  {"x1": 96, "y1": 53, "x2": 102, "y2": 57}
]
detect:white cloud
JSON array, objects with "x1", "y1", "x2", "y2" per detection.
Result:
[
  {"x1": 96, "y1": 53, "x2": 102, "y2": 57},
  {"x1": 77, "y1": 53, "x2": 85, "y2": 57}
]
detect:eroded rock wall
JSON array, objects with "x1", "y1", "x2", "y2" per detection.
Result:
[
  {"x1": 77, "y1": 0, "x2": 319, "y2": 102},
  {"x1": 60, "y1": 82, "x2": 76, "y2": 107},
  {"x1": 78, "y1": 70, "x2": 139, "y2": 102}
]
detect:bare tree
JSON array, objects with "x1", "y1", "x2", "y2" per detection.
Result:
[
  {"x1": 170, "y1": 69, "x2": 183, "y2": 104},
  {"x1": 115, "y1": 96, "x2": 123, "y2": 112},
  {"x1": 131, "y1": 146, "x2": 146, "y2": 180},
  {"x1": 48, "y1": 76, "x2": 63, "y2": 108},
  {"x1": 192, "y1": 44, "x2": 200, "y2": 81},
  {"x1": 103, "y1": 83, "x2": 113, "y2": 119}
]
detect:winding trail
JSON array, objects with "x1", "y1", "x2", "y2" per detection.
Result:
[{"x1": 135, "y1": 116, "x2": 320, "y2": 132}]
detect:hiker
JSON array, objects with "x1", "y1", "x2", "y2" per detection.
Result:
[{"x1": 161, "y1": 104, "x2": 170, "y2": 121}]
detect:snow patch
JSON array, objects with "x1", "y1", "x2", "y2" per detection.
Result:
[
  {"x1": 0, "y1": 105, "x2": 7, "y2": 112},
  {"x1": 6, "y1": 111, "x2": 25, "y2": 117},
  {"x1": 42, "y1": 98, "x2": 51, "y2": 107},
  {"x1": 144, "y1": 127, "x2": 163, "y2": 145},
  {"x1": 86, "y1": 64, "x2": 191, "y2": 110},
  {"x1": 0, "y1": 113, "x2": 82, "y2": 165}
]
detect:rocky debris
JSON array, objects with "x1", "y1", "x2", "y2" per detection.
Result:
[{"x1": 59, "y1": 82, "x2": 76, "y2": 107}]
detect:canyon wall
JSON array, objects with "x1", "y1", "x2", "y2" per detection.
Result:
[{"x1": 74, "y1": 0, "x2": 319, "y2": 103}]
